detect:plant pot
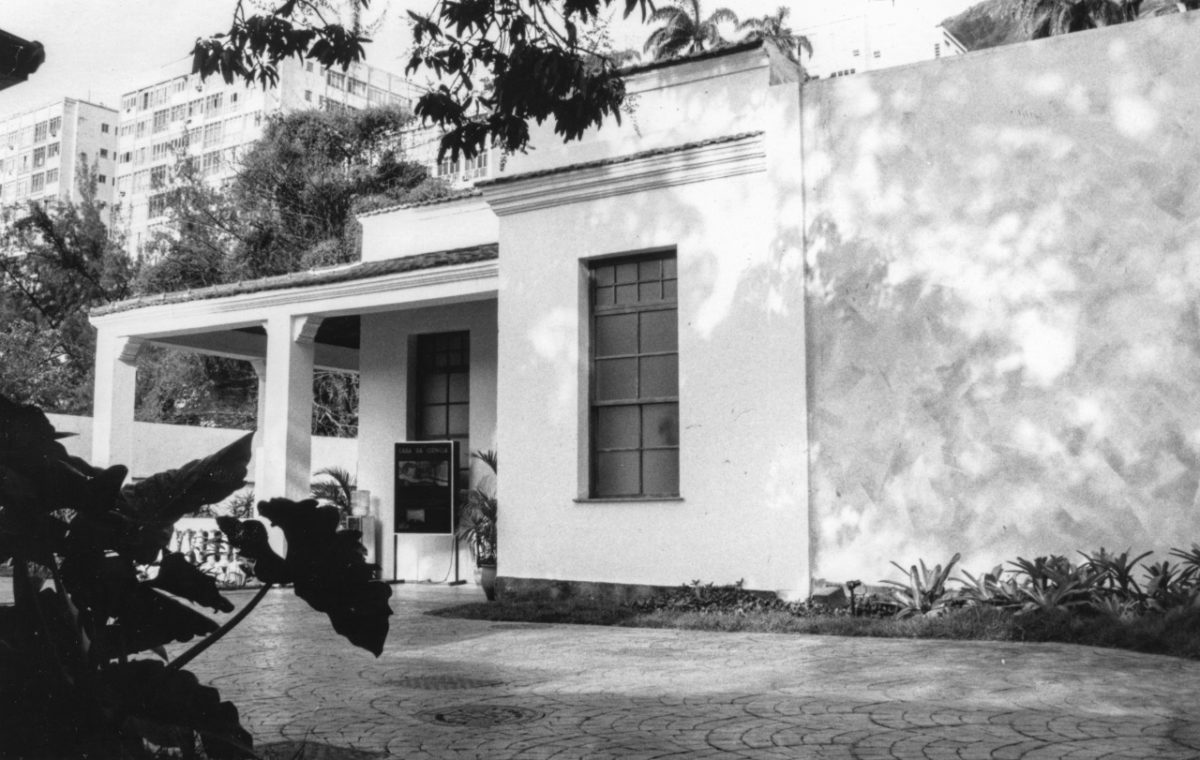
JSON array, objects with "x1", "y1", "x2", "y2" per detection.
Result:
[{"x1": 479, "y1": 563, "x2": 497, "y2": 601}]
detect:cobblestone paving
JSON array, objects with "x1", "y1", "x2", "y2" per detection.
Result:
[{"x1": 182, "y1": 585, "x2": 1200, "y2": 759}]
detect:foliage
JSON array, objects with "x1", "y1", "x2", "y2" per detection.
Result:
[
  {"x1": 311, "y1": 465, "x2": 355, "y2": 514},
  {"x1": 736, "y1": 6, "x2": 811, "y2": 64},
  {"x1": 881, "y1": 553, "x2": 962, "y2": 618},
  {"x1": 945, "y1": 0, "x2": 1200, "y2": 49},
  {"x1": 643, "y1": 0, "x2": 739, "y2": 60},
  {"x1": 1007, "y1": 554, "x2": 1103, "y2": 613},
  {"x1": 217, "y1": 498, "x2": 392, "y2": 654},
  {"x1": 0, "y1": 172, "x2": 132, "y2": 414},
  {"x1": 457, "y1": 449, "x2": 498, "y2": 565},
  {"x1": 0, "y1": 394, "x2": 391, "y2": 757},
  {"x1": 194, "y1": 0, "x2": 656, "y2": 160}
]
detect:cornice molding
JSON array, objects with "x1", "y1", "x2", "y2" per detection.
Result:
[
  {"x1": 480, "y1": 133, "x2": 766, "y2": 216},
  {"x1": 93, "y1": 260, "x2": 499, "y2": 336}
]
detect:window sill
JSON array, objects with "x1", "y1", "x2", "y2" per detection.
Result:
[{"x1": 573, "y1": 496, "x2": 685, "y2": 504}]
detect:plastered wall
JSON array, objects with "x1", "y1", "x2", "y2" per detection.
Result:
[
  {"x1": 357, "y1": 299, "x2": 498, "y2": 581},
  {"x1": 804, "y1": 14, "x2": 1200, "y2": 582}
]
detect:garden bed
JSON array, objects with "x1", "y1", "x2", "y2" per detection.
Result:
[{"x1": 430, "y1": 576, "x2": 1200, "y2": 661}]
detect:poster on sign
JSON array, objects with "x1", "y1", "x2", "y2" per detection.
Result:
[{"x1": 393, "y1": 441, "x2": 458, "y2": 534}]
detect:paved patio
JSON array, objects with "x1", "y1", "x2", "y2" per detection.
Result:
[{"x1": 181, "y1": 584, "x2": 1200, "y2": 759}]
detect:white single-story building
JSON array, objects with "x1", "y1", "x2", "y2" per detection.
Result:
[{"x1": 92, "y1": 13, "x2": 1200, "y2": 600}]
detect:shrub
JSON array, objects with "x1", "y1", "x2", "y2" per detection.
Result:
[{"x1": 0, "y1": 395, "x2": 393, "y2": 758}]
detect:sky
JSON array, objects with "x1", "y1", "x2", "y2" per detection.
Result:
[{"x1": 0, "y1": 0, "x2": 982, "y2": 117}]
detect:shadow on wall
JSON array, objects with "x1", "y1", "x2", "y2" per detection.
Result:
[{"x1": 805, "y1": 16, "x2": 1200, "y2": 581}]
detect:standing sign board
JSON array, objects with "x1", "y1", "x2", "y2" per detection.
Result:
[{"x1": 394, "y1": 441, "x2": 457, "y2": 534}]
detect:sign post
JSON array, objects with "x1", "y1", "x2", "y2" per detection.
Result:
[{"x1": 393, "y1": 441, "x2": 459, "y2": 582}]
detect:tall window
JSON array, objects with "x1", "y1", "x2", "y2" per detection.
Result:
[
  {"x1": 590, "y1": 252, "x2": 679, "y2": 498},
  {"x1": 415, "y1": 332, "x2": 470, "y2": 484}
]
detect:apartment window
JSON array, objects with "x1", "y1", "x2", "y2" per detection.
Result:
[
  {"x1": 30, "y1": 173, "x2": 44, "y2": 192},
  {"x1": 45, "y1": 168, "x2": 58, "y2": 185},
  {"x1": 136, "y1": 120, "x2": 148, "y2": 138},
  {"x1": 463, "y1": 151, "x2": 488, "y2": 179},
  {"x1": 327, "y1": 71, "x2": 345, "y2": 88},
  {"x1": 47, "y1": 142, "x2": 59, "y2": 158},
  {"x1": 201, "y1": 150, "x2": 222, "y2": 175},
  {"x1": 205, "y1": 93, "x2": 223, "y2": 114},
  {"x1": 32, "y1": 147, "x2": 45, "y2": 168},
  {"x1": 171, "y1": 104, "x2": 186, "y2": 121},
  {"x1": 153, "y1": 109, "x2": 169, "y2": 133},
  {"x1": 97, "y1": 175, "x2": 107, "y2": 184},
  {"x1": 150, "y1": 165, "x2": 167, "y2": 189},
  {"x1": 34, "y1": 121, "x2": 48, "y2": 142},
  {"x1": 306, "y1": 62, "x2": 314, "y2": 72},
  {"x1": 438, "y1": 156, "x2": 457, "y2": 180},
  {"x1": 148, "y1": 193, "x2": 169, "y2": 218},
  {"x1": 101, "y1": 123, "x2": 111, "y2": 133},
  {"x1": 873, "y1": 50, "x2": 882, "y2": 59},
  {"x1": 48, "y1": 116, "x2": 61, "y2": 135},
  {"x1": 99, "y1": 148, "x2": 109, "y2": 159},
  {"x1": 203, "y1": 122, "x2": 223, "y2": 147},
  {"x1": 589, "y1": 253, "x2": 679, "y2": 498},
  {"x1": 935, "y1": 43, "x2": 942, "y2": 58},
  {"x1": 304, "y1": 90, "x2": 312, "y2": 102},
  {"x1": 415, "y1": 332, "x2": 470, "y2": 484}
]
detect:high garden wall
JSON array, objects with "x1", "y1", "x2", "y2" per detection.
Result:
[{"x1": 805, "y1": 13, "x2": 1200, "y2": 583}]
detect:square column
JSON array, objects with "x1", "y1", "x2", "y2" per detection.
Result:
[
  {"x1": 92, "y1": 332, "x2": 143, "y2": 467},
  {"x1": 257, "y1": 314, "x2": 321, "y2": 501}
]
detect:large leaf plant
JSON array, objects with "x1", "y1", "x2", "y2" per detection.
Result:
[{"x1": 0, "y1": 394, "x2": 392, "y2": 758}]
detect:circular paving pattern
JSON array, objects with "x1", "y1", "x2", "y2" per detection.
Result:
[
  {"x1": 171, "y1": 587, "x2": 1200, "y2": 759},
  {"x1": 391, "y1": 674, "x2": 504, "y2": 690},
  {"x1": 416, "y1": 704, "x2": 544, "y2": 727}
]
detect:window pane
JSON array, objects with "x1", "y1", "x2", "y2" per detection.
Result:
[
  {"x1": 423, "y1": 373, "x2": 447, "y2": 403},
  {"x1": 448, "y1": 404, "x2": 469, "y2": 436},
  {"x1": 616, "y1": 284, "x2": 638, "y2": 304},
  {"x1": 642, "y1": 449, "x2": 679, "y2": 496},
  {"x1": 596, "y1": 405, "x2": 639, "y2": 450},
  {"x1": 448, "y1": 372, "x2": 469, "y2": 402},
  {"x1": 640, "y1": 310, "x2": 677, "y2": 353},
  {"x1": 638, "y1": 259, "x2": 661, "y2": 280},
  {"x1": 640, "y1": 354, "x2": 678, "y2": 398},
  {"x1": 642, "y1": 403, "x2": 679, "y2": 447},
  {"x1": 616, "y1": 262, "x2": 638, "y2": 283},
  {"x1": 595, "y1": 285, "x2": 615, "y2": 307},
  {"x1": 639, "y1": 281, "x2": 661, "y2": 302},
  {"x1": 594, "y1": 265, "x2": 615, "y2": 285},
  {"x1": 663, "y1": 257, "x2": 677, "y2": 277},
  {"x1": 596, "y1": 451, "x2": 639, "y2": 496},
  {"x1": 663, "y1": 279, "x2": 677, "y2": 300},
  {"x1": 595, "y1": 313, "x2": 637, "y2": 357},
  {"x1": 422, "y1": 406, "x2": 446, "y2": 437},
  {"x1": 596, "y1": 358, "x2": 637, "y2": 401}
]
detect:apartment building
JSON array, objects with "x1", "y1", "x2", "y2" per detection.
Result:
[
  {"x1": 115, "y1": 57, "x2": 423, "y2": 256},
  {"x1": 800, "y1": 0, "x2": 967, "y2": 79},
  {"x1": 0, "y1": 98, "x2": 117, "y2": 213}
]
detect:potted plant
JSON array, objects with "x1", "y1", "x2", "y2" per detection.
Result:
[{"x1": 457, "y1": 450, "x2": 498, "y2": 600}]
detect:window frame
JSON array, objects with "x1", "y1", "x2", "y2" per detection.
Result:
[{"x1": 587, "y1": 250, "x2": 680, "y2": 500}]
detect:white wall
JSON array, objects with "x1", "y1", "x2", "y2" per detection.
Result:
[
  {"x1": 356, "y1": 299, "x2": 498, "y2": 581},
  {"x1": 359, "y1": 197, "x2": 498, "y2": 262},
  {"x1": 46, "y1": 413, "x2": 357, "y2": 486},
  {"x1": 491, "y1": 50, "x2": 811, "y2": 597}
]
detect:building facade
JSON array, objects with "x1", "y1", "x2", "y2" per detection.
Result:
[
  {"x1": 799, "y1": 0, "x2": 966, "y2": 79},
  {"x1": 91, "y1": 13, "x2": 1200, "y2": 601},
  {"x1": 0, "y1": 98, "x2": 117, "y2": 213},
  {"x1": 114, "y1": 57, "x2": 424, "y2": 256}
]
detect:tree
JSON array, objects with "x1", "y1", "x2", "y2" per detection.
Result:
[
  {"x1": 192, "y1": 0, "x2": 655, "y2": 160},
  {"x1": 643, "y1": 0, "x2": 739, "y2": 61},
  {"x1": 1019, "y1": 0, "x2": 1199, "y2": 39},
  {"x1": 0, "y1": 169, "x2": 132, "y2": 413},
  {"x1": 226, "y1": 104, "x2": 439, "y2": 280},
  {"x1": 737, "y1": 7, "x2": 812, "y2": 64}
]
